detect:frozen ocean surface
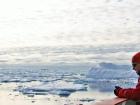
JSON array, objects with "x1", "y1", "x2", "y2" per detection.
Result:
[{"x1": 0, "y1": 65, "x2": 89, "y2": 97}]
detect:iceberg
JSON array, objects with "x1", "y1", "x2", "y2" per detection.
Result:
[
  {"x1": 87, "y1": 62, "x2": 138, "y2": 79},
  {"x1": 86, "y1": 62, "x2": 138, "y2": 92}
]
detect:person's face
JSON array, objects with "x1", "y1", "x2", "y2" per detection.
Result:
[{"x1": 133, "y1": 63, "x2": 140, "y2": 75}]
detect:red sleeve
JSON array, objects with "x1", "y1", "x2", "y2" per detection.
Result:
[{"x1": 117, "y1": 87, "x2": 140, "y2": 101}]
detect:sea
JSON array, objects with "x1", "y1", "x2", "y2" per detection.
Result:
[{"x1": 0, "y1": 45, "x2": 139, "y2": 105}]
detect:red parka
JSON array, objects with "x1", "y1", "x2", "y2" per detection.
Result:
[{"x1": 117, "y1": 77, "x2": 140, "y2": 101}]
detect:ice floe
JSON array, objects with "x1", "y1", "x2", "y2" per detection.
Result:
[{"x1": 16, "y1": 81, "x2": 87, "y2": 97}]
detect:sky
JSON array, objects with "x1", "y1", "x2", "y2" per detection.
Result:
[{"x1": 0, "y1": 0, "x2": 140, "y2": 48}]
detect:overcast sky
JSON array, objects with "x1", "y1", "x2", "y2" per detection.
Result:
[{"x1": 0, "y1": 0, "x2": 140, "y2": 48}]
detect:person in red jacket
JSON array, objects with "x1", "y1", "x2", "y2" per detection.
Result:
[{"x1": 114, "y1": 52, "x2": 140, "y2": 101}]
